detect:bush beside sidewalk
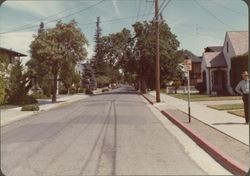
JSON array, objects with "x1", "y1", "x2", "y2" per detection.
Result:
[
  {"x1": 0, "y1": 87, "x2": 106, "y2": 126},
  {"x1": 142, "y1": 92, "x2": 249, "y2": 176},
  {"x1": 1, "y1": 92, "x2": 93, "y2": 126}
]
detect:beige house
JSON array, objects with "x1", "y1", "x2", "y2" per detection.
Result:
[
  {"x1": 0, "y1": 47, "x2": 27, "y2": 79},
  {"x1": 201, "y1": 31, "x2": 248, "y2": 95}
]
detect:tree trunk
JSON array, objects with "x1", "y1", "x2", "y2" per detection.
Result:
[
  {"x1": 52, "y1": 65, "x2": 58, "y2": 103},
  {"x1": 141, "y1": 76, "x2": 146, "y2": 94}
]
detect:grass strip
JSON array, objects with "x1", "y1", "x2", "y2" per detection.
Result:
[
  {"x1": 167, "y1": 93, "x2": 241, "y2": 102},
  {"x1": 228, "y1": 110, "x2": 245, "y2": 118},
  {"x1": 208, "y1": 104, "x2": 243, "y2": 111}
]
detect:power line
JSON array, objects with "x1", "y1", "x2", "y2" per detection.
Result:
[
  {"x1": 0, "y1": 12, "x2": 154, "y2": 36},
  {"x1": 131, "y1": 0, "x2": 138, "y2": 24},
  {"x1": 193, "y1": 0, "x2": 234, "y2": 30},
  {"x1": 78, "y1": 13, "x2": 154, "y2": 27},
  {"x1": 0, "y1": 0, "x2": 106, "y2": 35},
  {"x1": 152, "y1": 0, "x2": 171, "y2": 22},
  {"x1": 5, "y1": 1, "x2": 94, "y2": 33},
  {"x1": 140, "y1": 0, "x2": 148, "y2": 21},
  {"x1": 135, "y1": 0, "x2": 142, "y2": 22},
  {"x1": 45, "y1": 0, "x2": 106, "y2": 24},
  {"x1": 160, "y1": 0, "x2": 171, "y2": 14},
  {"x1": 210, "y1": 0, "x2": 247, "y2": 17}
]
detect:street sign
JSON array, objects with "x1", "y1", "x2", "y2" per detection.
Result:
[{"x1": 183, "y1": 59, "x2": 192, "y2": 71}]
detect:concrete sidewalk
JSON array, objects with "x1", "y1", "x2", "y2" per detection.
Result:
[
  {"x1": 148, "y1": 91, "x2": 249, "y2": 145},
  {"x1": 0, "y1": 93, "x2": 90, "y2": 126},
  {"x1": 142, "y1": 91, "x2": 249, "y2": 175}
]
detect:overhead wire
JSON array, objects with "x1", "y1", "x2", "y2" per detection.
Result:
[
  {"x1": 78, "y1": 13, "x2": 154, "y2": 27},
  {"x1": 210, "y1": 0, "x2": 247, "y2": 17},
  {"x1": 135, "y1": 0, "x2": 142, "y2": 22},
  {"x1": 5, "y1": 1, "x2": 97, "y2": 32},
  {"x1": 152, "y1": 0, "x2": 171, "y2": 22},
  {"x1": 193, "y1": 0, "x2": 234, "y2": 30},
  {"x1": 0, "y1": 0, "x2": 106, "y2": 35},
  {"x1": 140, "y1": 0, "x2": 148, "y2": 21},
  {"x1": 193, "y1": 0, "x2": 247, "y2": 38}
]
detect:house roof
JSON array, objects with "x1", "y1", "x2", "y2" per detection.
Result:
[
  {"x1": 203, "y1": 51, "x2": 227, "y2": 68},
  {"x1": 180, "y1": 49, "x2": 202, "y2": 63},
  {"x1": 0, "y1": 47, "x2": 27, "y2": 57},
  {"x1": 227, "y1": 31, "x2": 248, "y2": 56},
  {"x1": 204, "y1": 46, "x2": 223, "y2": 52}
]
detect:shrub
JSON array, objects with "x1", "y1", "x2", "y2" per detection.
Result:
[
  {"x1": 19, "y1": 95, "x2": 38, "y2": 105},
  {"x1": 59, "y1": 85, "x2": 68, "y2": 94},
  {"x1": 21, "y1": 104, "x2": 39, "y2": 111},
  {"x1": 78, "y1": 87, "x2": 85, "y2": 93},
  {"x1": 195, "y1": 82, "x2": 206, "y2": 94},
  {"x1": 85, "y1": 88, "x2": 93, "y2": 95},
  {"x1": 8, "y1": 95, "x2": 38, "y2": 106},
  {"x1": 69, "y1": 87, "x2": 76, "y2": 94},
  {"x1": 0, "y1": 77, "x2": 5, "y2": 105},
  {"x1": 172, "y1": 80, "x2": 182, "y2": 94}
]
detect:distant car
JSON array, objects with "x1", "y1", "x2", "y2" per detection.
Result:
[
  {"x1": 102, "y1": 87, "x2": 109, "y2": 92},
  {"x1": 111, "y1": 83, "x2": 117, "y2": 89}
]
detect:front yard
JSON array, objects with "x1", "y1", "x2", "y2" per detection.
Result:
[
  {"x1": 160, "y1": 90, "x2": 244, "y2": 118},
  {"x1": 166, "y1": 92, "x2": 241, "y2": 102},
  {"x1": 208, "y1": 103, "x2": 244, "y2": 118},
  {"x1": 228, "y1": 110, "x2": 245, "y2": 118},
  {"x1": 207, "y1": 104, "x2": 243, "y2": 111}
]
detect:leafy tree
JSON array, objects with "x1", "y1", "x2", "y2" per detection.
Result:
[
  {"x1": 83, "y1": 62, "x2": 96, "y2": 90},
  {"x1": 72, "y1": 71, "x2": 81, "y2": 93},
  {"x1": 59, "y1": 61, "x2": 76, "y2": 94},
  {"x1": 132, "y1": 21, "x2": 180, "y2": 92},
  {"x1": 30, "y1": 20, "x2": 88, "y2": 102},
  {"x1": 0, "y1": 76, "x2": 5, "y2": 104},
  {"x1": 7, "y1": 61, "x2": 34, "y2": 105},
  {"x1": 97, "y1": 28, "x2": 135, "y2": 85},
  {"x1": 0, "y1": 53, "x2": 10, "y2": 78},
  {"x1": 0, "y1": 54, "x2": 9, "y2": 104}
]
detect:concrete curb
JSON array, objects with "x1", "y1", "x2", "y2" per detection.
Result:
[
  {"x1": 141, "y1": 94, "x2": 248, "y2": 176},
  {"x1": 1, "y1": 95, "x2": 90, "y2": 127},
  {"x1": 141, "y1": 94, "x2": 154, "y2": 105}
]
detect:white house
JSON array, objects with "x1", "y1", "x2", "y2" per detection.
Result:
[{"x1": 201, "y1": 31, "x2": 248, "y2": 95}]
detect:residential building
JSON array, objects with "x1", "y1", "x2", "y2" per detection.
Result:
[
  {"x1": 201, "y1": 31, "x2": 248, "y2": 95},
  {"x1": 179, "y1": 50, "x2": 202, "y2": 86},
  {"x1": 0, "y1": 47, "x2": 27, "y2": 79},
  {"x1": 0, "y1": 47, "x2": 26, "y2": 64}
]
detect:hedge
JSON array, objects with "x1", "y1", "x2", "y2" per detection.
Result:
[
  {"x1": 230, "y1": 54, "x2": 248, "y2": 92},
  {"x1": 21, "y1": 104, "x2": 39, "y2": 111}
]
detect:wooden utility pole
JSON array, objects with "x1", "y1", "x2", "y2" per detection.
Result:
[{"x1": 155, "y1": 0, "x2": 160, "y2": 102}]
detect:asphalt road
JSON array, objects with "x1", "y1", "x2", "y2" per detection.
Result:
[{"x1": 1, "y1": 86, "x2": 209, "y2": 176}]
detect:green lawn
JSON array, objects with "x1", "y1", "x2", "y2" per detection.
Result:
[
  {"x1": 166, "y1": 93, "x2": 241, "y2": 102},
  {"x1": 228, "y1": 110, "x2": 245, "y2": 118},
  {"x1": 207, "y1": 104, "x2": 243, "y2": 111}
]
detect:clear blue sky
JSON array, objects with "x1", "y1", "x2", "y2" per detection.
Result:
[{"x1": 0, "y1": 0, "x2": 248, "y2": 63}]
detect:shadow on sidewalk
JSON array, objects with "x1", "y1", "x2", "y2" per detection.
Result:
[{"x1": 212, "y1": 122, "x2": 246, "y2": 125}]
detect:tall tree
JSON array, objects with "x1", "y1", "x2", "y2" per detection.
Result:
[
  {"x1": 7, "y1": 61, "x2": 31, "y2": 104},
  {"x1": 30, "y1": 20, "x2": 88, "y2": 102},
  {"x1": 97, "y1": 28, "x2": 135, "y2": 85},
  {"x1": 0, "y1": 76, "x2": 5, "y2": 104},
  {"x1": 91, "y1": 16, "x2": 114, "y2": 88},
  {"x1": 92, "y1": 16, "x2": 105, "y2": 77},
  {"x1": 0, "y1": 54, "x2": 10, "y2": 104},
  {"x1": 83, "y1": 62, "x2": 96, "y2": 90},
  {"x1": 132, "y1": 21, "x2": 180, "y2": 92},
  {"x1": 59, "y1": 61, "x2": 76, "y2": 94}
]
